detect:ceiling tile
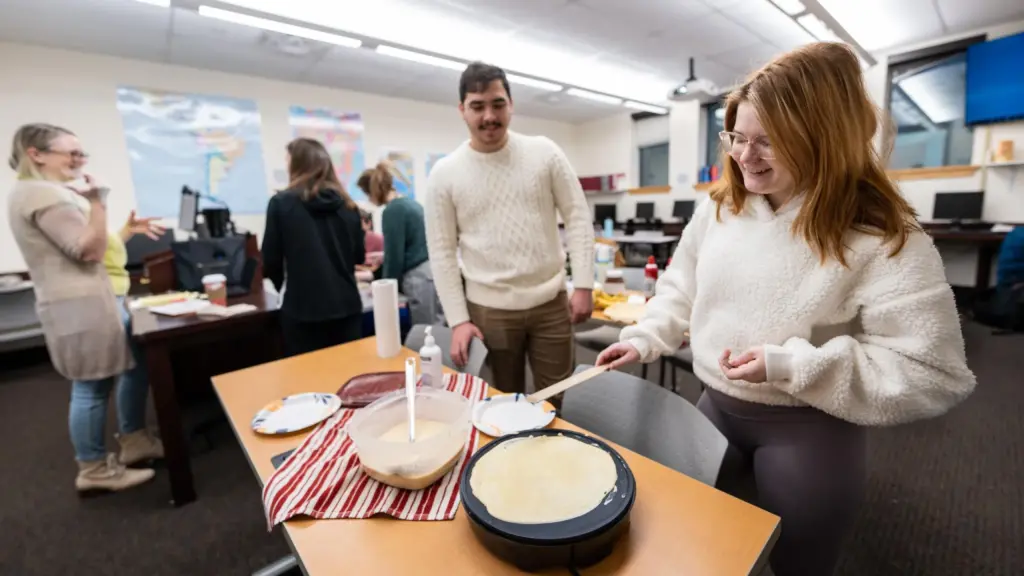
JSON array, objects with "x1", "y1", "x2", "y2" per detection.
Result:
[
  {"x1": 169, "y1": 31, "x2": 321, "y2": 83},
  {"x1": 581, "y1": 0, "x2": 714, "y2": 22},
  {"x1": 0, "y1": 0, "x2": 170, "y2": 61},
  {"x1": 530, "y1": 2, "x2": 649, "y2": 54},
  {"x1": 709, "y1": 42, "x2": 780, "y2": 73},
  {"x1": 936, "y1": 0, "x2": 1024, "y2": 34},
  {"x1": 440, "y1": 0, "x2": 573, "y2": 28},
  {"x1": 721, "y1": 1, "x2": 817, "y2": 50},
  {"x1": 817, "y1": 0, "x2": 944, "y2": 52},
  {"x1": 696, "y1": 0, "x2": 750, "y2": 9},
  {"x1": 308, "y1": 47, "x2": 456, "y2": 94},
  {"x1": 170, "y1": 6, "x2": 264, "y2": 44}
]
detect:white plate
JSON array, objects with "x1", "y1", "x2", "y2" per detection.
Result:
[
  {"x1": 251, "y1": 392, "x2": 342, "y2": 435},
  {"x1": 472, "y1": 393, "x2": 556, "y2": 437}
]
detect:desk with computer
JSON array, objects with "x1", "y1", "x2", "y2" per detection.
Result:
[
  {"x1": 129, "y1": 186, "x2": 260, "y2": 297},
  {"x1": 922, "y1": 191, "x2": 1011, "y2": 296},
  {"x1": 592, "y1": 200, "x2": 696, "y2": 234},
  {"x1": 592, "y1": 200, "x2": 697, "y2": 266}
]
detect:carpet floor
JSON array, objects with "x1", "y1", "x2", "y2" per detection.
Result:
[{"x1": 0, "y1": 321, "x2": 1020, "y2": 575}]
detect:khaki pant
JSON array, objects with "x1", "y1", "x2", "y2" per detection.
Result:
[{"x1": 467, "y1": 292, "x2": 574, "y2": 407}]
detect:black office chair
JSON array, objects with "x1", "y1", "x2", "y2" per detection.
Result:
[{"x1": 972, "y1": 283, "x2": 1024, "y2": 335}]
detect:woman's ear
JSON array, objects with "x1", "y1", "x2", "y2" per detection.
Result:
[{"x1": 25, "y1": 146, "x2": 46, "y2": 165}]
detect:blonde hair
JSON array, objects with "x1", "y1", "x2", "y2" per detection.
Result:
[
  {"x1": 709, "y1": 42, "x2": 919, "y2": 266},
  {"x1": 356, "y1": 162, "x2": 395, "y2": 206},
  {"x1": 8, "y1": 123, "x2": 75, "y2": 180}
]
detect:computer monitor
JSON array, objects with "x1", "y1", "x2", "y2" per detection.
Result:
[
  {"x1": 179, "y1": 186, "x2": 199, "y2": 232},
  {"x1": 933, "y1": 192, "x2": 984, "y2": 222},
  {"x1": 673, "y1": 200, "x2": 695, "y2": 220},
  {"x1": 636, "y1": 202, "x2": 655, "y2": 220},
  {"x1": 594, "y1": 204, "x2": 617, "y2": 224}
]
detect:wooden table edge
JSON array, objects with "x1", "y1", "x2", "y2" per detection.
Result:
[
  {"x1": 211, "y1": 344, "x2": 780, "y2": 575},
  {"x1": 211, "y1": 380, "x2": 311, "y2": 575}
]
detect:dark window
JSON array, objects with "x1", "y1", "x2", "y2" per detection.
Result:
[
  {"x1": 704, "y1": 100, "x2": 725, "y2": 170},
  {"x1": 885, "y1": 37, "x2": 983, "y2": 169},
  {"x1": 639, "y1": 142, "x2": 669, "y2": 187}
]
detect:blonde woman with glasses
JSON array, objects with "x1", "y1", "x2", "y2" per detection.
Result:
[
  {"x1": 7, "y1": 123, "x2": 162, "y2": 494},
  {"x1": 597, "y1": 43, "x2": 976, "y2": 576}
]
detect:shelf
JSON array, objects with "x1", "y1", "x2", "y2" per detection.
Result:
[
  {"x1": 887, "y1": 165, "x2": 980, "y2": 180},
  {"x1": 984, "y1": 160, "x2": 1024, "y2": 168},
  {"x1": 584, "y1": 190, "x2": 627, "y2": 196},
  {"x1": 693, "y1": 182, "x2": 715, "y2": 191},
  {"x1": 629, "y1": 185, "x2": 671, "y2": 195}
]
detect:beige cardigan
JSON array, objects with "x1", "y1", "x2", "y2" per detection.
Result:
[{"x1": 7, "y1": 179, "x2": 132, "y2": 381}]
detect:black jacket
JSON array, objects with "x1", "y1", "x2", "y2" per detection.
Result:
[{"x1": 262, "y1": 188, "x2": 365, "y2": 322}]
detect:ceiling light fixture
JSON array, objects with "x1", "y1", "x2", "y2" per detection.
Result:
[
  {"x1": 134, "y1": 0, "x2": 171, "y2": 6},
  {"x1": 375, "y1": 45, "x2": 464, "y2": 71},
  {"x1": 796, "y1": 14, "x2": 842, "y2": 43},
  {"x1": 566, "y1": 88, "x2": 623, "y2": 106},
  {"x1": 505, "y1": 73, "x2": 562, "y2": 92},
  {"x1": 197, "y1": 6, "x2": 362, "y2": 48},
  {"x1": 763, "y1": 0, "x2": 877, "y2": 67},
  {"x1": 624, "y1": 101, "x2": 668, "y2": 114},
  {"x1": 376, "y1": 46, "x2": 564, "y2": 92},
  {"x1": 768, "y1": 0, "x2": 806, "y2": 15},
  {"x1": 213, "y1": 0, "x2": 673, "y2": 104}
]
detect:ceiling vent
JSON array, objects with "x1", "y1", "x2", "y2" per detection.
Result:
[{"x1": 261, "y1": 33, "x2": 314, "y2": 57}]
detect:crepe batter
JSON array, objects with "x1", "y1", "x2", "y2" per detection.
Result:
[
  {"x1": 379, "y1": 419, "x2": 449, "y2": 443},
  {"x1": 470, "y1": 434, "x2": 617, "y2": 524}
]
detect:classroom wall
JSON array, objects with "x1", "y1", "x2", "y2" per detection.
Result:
[
  {"x1": 865, "y1": 19, "x2": 1024, "y2": 285},
  {"x1": 0, "y1": 42, "x2": 580, "y2": 274},
  {"x1": 578, "y1": 102, "x2": 707, "y2": 224}
]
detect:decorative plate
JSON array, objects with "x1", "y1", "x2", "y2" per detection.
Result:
[
  {"x1": 472, "y1": 393, "x2": 557, "y2": 437},
  {"x1": 251, "y1": 392, "x2": 342, "y2": 435}
]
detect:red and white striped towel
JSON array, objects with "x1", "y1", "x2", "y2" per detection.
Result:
[{"x1": 262, "y1": 373, "x2": 487, "y2": 528}]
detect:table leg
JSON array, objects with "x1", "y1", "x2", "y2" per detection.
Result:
[
  {"x1": 976, "y1": 244, "x2": 996, "y2": 294},
  {"x1": 145, "y1": 341, "x2": 196, "y2": 506}
]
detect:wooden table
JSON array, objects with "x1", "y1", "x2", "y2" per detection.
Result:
[
  {"x1": 211, "y1": 338, "x2": 779, "y2": 575},
  {"x1": 924, "y1": 227, "x2": 1008, "y2": 297},
  {"x1": 131, "y1": 290, "x2": 281, "y2": 506}
]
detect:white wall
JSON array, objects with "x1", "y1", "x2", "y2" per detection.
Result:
[
  {"x1": 865, "y1": 20, "x2": 1024, "y2": 285},
  {"x1": 0, "y1": 42, "x2": 579, "y2": 274},
  {"x1": 573, "y1": 113, "x2": 633, "y2": 222},
  {"x1": 575, "y1": 102, "x2": 707, "y2": 224}
]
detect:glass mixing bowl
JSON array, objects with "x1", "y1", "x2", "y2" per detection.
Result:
[{"x1": 347, "y1": 386, "x2": 472, "y2": 489}]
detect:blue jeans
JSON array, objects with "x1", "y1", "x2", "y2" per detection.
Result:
[{"x1": 68, "y1": 296, "x2": 149, "y2": 462}]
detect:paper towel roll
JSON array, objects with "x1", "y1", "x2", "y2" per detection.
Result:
[{"x1": 372, "y1": 279, "x2": 401, "y2": 358}]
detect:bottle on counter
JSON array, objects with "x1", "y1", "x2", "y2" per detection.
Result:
[
  {"x1": 595, "y1": 243, "x2": 614, "y2": 284},
  {"x1": 643, "y1": 256, "x2": 659, "y2": 299},
  {"x1": 419, "y1": 327, "x2": 444, "y2": 389}
]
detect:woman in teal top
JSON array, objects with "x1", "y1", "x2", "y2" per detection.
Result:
[{"x1": 358, "y1": 162, "x2": 442, "y2": 325}]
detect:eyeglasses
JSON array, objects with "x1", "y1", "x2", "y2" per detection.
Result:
[
  {"x1": 719, "y1": 131, "x2": 775, "y2": 160},
  {"x1": 46, "y1": 149, "x2": 89, "y2": 161}
]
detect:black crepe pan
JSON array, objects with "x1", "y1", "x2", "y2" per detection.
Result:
[{"x1": 460, "y1": 429, "x2": 636, "y2": 572}]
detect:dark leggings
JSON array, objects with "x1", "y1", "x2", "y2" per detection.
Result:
[
  {"x1": 280, "y1": 314, "x2": 364, "y2": 358},
  {"x1": 697, "y1": 388, "x2": 867, "y2": 576}
]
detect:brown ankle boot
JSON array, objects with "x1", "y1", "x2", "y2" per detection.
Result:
[
  {"x1": 117, "y1": 429, "x2": 165, "y2": 466},
  {"x1": 76, "y1": 454, "x2": 155, "y2": 493}
]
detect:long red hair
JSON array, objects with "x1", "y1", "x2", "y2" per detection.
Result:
[{"x1": 709, "y1": 42, "x2": 919, "y2": 266}]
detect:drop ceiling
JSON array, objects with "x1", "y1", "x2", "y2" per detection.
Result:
[{"x1": 0, "y1": 0, "x2": 1021, "y2": 124}]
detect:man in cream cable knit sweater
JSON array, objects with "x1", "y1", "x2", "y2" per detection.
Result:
[{"x1": 425, "y1": 62, "x2": 595, "y2": 399}]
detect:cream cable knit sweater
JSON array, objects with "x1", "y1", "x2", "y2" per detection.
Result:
[
  {"x1": 621, "y1": 196, "x2": 976, "y2": 426},
  {"x1": 425, "y1": 132, "x2": 595, "y2": 327}
]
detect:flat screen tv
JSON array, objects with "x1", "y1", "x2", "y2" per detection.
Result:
[{"x1": 965, "y1": 31, "x2": 1024, "y2": 126}]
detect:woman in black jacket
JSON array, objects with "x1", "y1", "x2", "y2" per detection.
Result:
[{"x1": 263, "y1": 138, "x2": 365, "y2": 356}]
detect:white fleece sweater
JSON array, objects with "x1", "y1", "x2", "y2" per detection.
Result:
[
  {"x1": 425, "y1": 131, "x2": 595, "y2": 327},
  {"x1": 621, "y1": 196, "x2": 976, "y2": 426}
]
